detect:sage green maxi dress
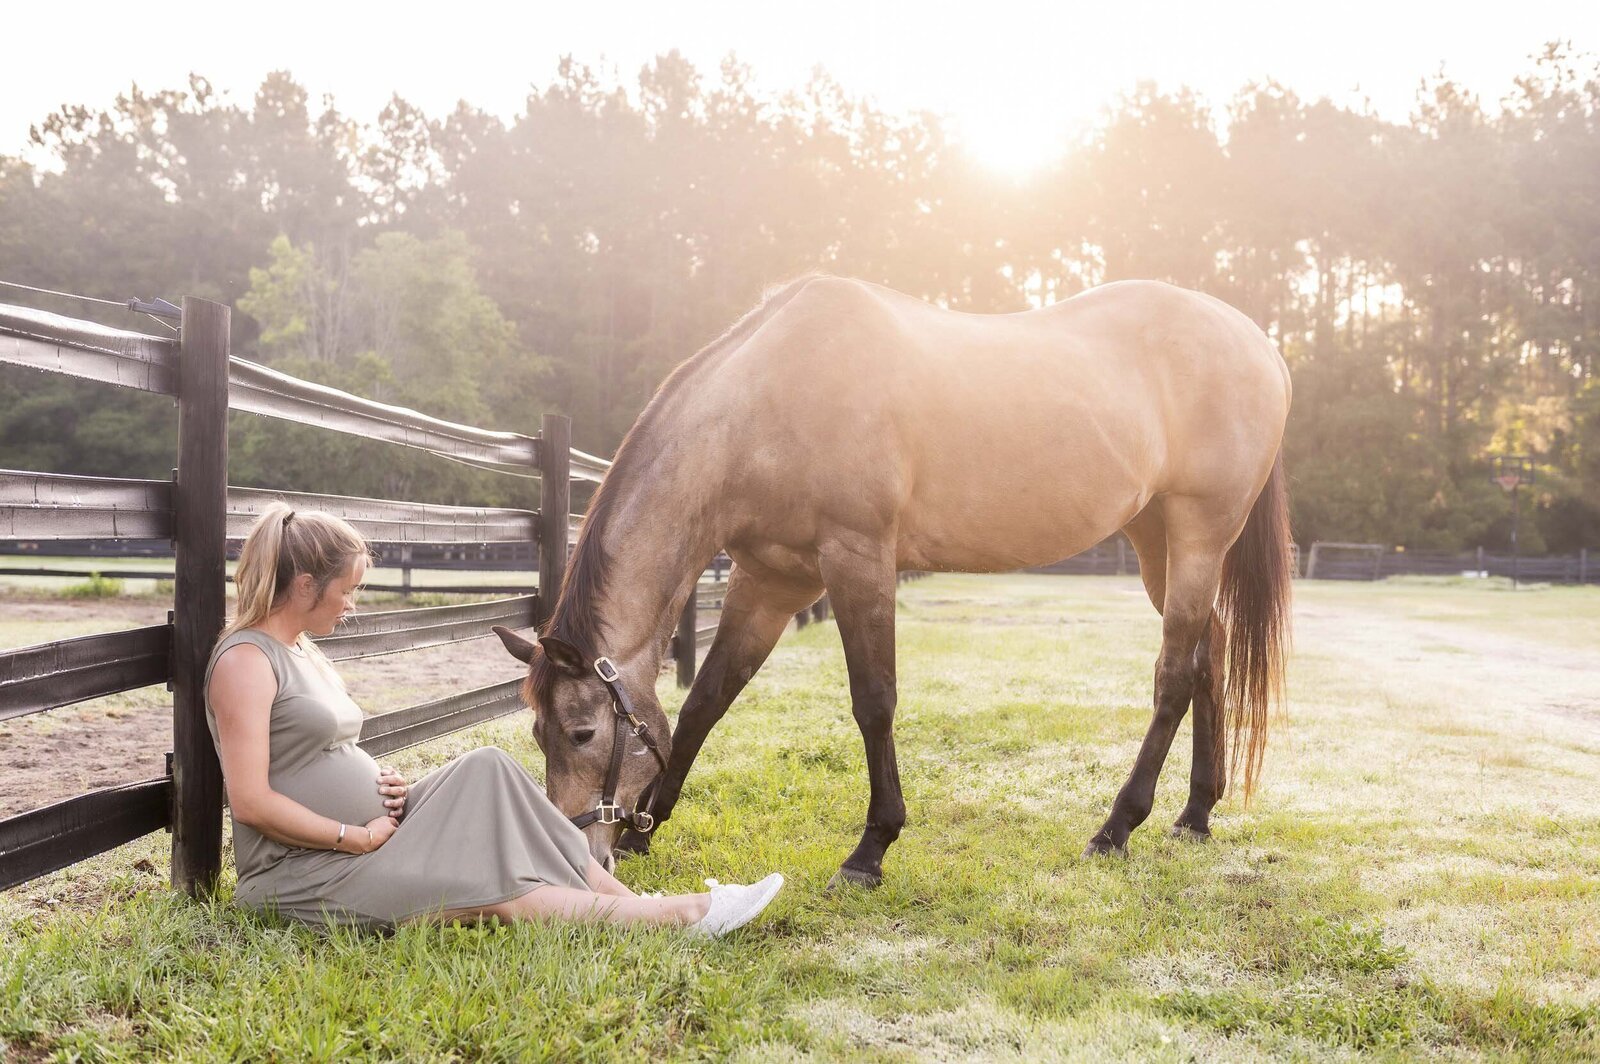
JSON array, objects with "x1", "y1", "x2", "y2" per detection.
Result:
[{"x1": 204, "y1": 629, "x2": 592, "y2": 929}]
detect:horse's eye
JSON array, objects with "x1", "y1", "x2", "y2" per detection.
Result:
[{"x1": 572, "y1": 728, "x2": 596, "y2": 747}]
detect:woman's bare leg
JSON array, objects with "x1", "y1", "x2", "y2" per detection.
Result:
[
  {"x1": 407, "y1": 886, "x2": 708, "y2": 928},
  {"x1": 584, "y1": 858, "x2": 638, "y2": 898}
]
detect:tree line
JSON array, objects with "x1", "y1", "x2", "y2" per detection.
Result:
[{"x1": 1, "y1": 46, "x2": 1596, "y2": 553}]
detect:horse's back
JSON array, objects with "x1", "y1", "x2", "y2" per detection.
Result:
[{"x1": 716, "y1": 277, "x2": 1290, "y2": 571}]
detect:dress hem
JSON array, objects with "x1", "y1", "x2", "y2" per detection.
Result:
[{"x1": 239, "y1": 881, "x2": 561, "y2": 929}]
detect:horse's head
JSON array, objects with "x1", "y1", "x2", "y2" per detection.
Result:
[{"x1": 492, "y1": 625, "x2": 672, "y2": 870}]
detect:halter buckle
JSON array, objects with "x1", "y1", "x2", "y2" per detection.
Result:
[
  {"x1": 593, "y1": 657, "x2": 620, "y2": 683},
  {"x1": 633, "y1": 810, "x2": 656, "y2": 833},
  {"x1": 594, "y1": 802, "x2": 624, "y2": 825}
]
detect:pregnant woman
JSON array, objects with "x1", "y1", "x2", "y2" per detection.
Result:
[{"x1": 204, "y1": 502, "x2": 782, "y2": 932}]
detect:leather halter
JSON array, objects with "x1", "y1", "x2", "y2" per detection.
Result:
[{"x1": 568, "y1": 656, "x2": 668, "y2": 834}]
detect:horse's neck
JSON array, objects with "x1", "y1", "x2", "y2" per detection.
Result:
[{"x1": 587, "y1": 470, "x2": 718, "y2": 668}]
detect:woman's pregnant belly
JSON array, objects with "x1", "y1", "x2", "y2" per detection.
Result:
[{"x1": 272, "y1": 743, "x2": 388, "y2": 827}]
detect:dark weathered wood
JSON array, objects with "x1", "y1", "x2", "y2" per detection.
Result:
[
  {"x1": 0, "y1": 624, "x2": 171, "y2": 722},
  {"x1": 229, "y1": 486, "x2": 535, "y2": 545},
  {"x1": 0, "y1": 569, "x2": 534, "y2": 598},
  {"x1": 0, "y1": 567, "x2": 174, "y2": 580},
  {"x1": 357, "y1": 679, "x2": 526, "y2": 759},
  {"x1": 0, "y1": 777, "x2": 172, "y2": 891},
  {"x1": 676, "y1": 595, "x2": 697, "y2": 687},
  {"x1": 170, "y1": 297, "x2": 230, "y2": 897},
  {"x1": 312, "y1": 596, "x2": 537, "y2": 661},
  {"x1": 0, "y1": 470, "x2": 172, "y2": 539},
  {"x1": 536, "y1": 414, "x2": 571, "y2": 630},
  {"x1": 0, "y1": 302, "x2": 178, "y2": 394},
  {"x1": 228, "y1": 357, "x2": 535, "y2": 467}
]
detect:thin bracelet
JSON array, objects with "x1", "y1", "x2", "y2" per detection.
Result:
[{"x1": 336, "y1": 822, "x2": 347, "y2": 850}]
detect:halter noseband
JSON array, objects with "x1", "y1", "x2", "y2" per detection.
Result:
[{"x1": 567, "y1": 655, "x2": 668, "y2": 834}]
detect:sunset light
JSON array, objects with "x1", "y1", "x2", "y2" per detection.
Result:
[{"x1": 2, "y1": 2, "x2": 1598, "y2": 1059}]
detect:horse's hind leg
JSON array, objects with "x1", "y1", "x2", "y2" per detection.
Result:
[
  {"x1": 617, "y1": 565, "x2": 821, "y2": 855},
  {"x1": 1122, "y1": 507, "x2": 1226, "y2": 841},
  {"x1": 1085, "y1": 519, "x2": 1226, "y2": 857},
  {"x1": 817, "y1": 532, "x2": 903, "y2": 889},
  {"x1": 1170, "y1": 615, "x2": 1225, "y2": 839}
]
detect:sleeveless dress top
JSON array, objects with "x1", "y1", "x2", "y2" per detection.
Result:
[{"x1": 203, "y1": 628, "x2": 591, "y2": 928}]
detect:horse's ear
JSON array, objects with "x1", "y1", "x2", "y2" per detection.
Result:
[
  {"x1": 492, "y1": 625, "x2": 538, "y2": 665},
  {"x1": 538, "y1": 635, "x2": 587, "y2": 676}
]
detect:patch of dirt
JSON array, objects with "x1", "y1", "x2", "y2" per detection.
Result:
[
  {"x1": 0, "y1": 594, "x2": 531, "y2": 819},
  {"x1": 1294, "y1": 601, "x2": 1600, "y2": 728}
]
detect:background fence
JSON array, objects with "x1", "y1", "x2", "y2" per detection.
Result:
[{"x1": 0, "y1": 296, "x2": 635, "y2": 894}]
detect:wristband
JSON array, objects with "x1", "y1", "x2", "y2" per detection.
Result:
[{"x1": 336, "y1": 823, "x2": 347, "y2": 849}]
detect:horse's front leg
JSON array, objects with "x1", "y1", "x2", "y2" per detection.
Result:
[
  {"x1": 818, "y1": 534, "x2": 904, "y2": 889},
  {"x1": 615, "y1": 567, "x2": 819, "y2": 856}
]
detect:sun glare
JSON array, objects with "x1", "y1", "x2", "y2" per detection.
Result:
[{"x1": 954, "y1": 108, "x2": 1064, "y2": 177}]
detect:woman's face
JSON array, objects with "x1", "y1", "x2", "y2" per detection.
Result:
[{"x1": 300, "y1": 556, "x2": 367, "y2": 637}]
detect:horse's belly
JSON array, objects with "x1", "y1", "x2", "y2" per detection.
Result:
[{"x1": 896, "y1": 471, "x2": 1144, "y2": 573}]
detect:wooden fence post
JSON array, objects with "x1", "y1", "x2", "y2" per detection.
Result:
[
  {"x1": 536, "y1": 414, "x2": 571, "y2": 631},
  {"x1": 676, "y1": 596, "x2": 696, "y2": 687},
  {"x1": 1581, "y1": 548, "x2": 1588, "y2": 585},
  {"x1": 171, "y1": 297, "x2": 230, "y2": 897}
]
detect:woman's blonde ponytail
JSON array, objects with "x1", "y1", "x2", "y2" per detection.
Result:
[{"x1": 219, "y1": 503, "x2": 375, "y2": 687}]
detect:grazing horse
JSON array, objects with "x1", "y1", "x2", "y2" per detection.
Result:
[{"x1": 494, "y1": 275, "x2": 1292, "y2": 886}]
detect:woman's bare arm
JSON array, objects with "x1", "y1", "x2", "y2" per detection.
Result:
[{"x1": 209, "y1": 643, "x2": 394, "y2": 854}]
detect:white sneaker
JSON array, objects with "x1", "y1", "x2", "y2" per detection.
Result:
[{"x1": 688, "y1": 873, "x2": 785, "y2": 937}]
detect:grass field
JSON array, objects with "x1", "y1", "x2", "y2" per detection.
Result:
[{"x1": 2, "y1": 574, "x2": 1597, "y2": 1061}]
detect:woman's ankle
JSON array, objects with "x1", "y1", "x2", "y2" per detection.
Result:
[{"x1": 680, "y1": 894, "x2": 711, "y2": 925}]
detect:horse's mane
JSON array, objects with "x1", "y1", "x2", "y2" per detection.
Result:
[{"x1": 526, "y1": 274, "x2": 821, "y2": 706}]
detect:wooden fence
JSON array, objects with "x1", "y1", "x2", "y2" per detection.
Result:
[
  {"x1": 0, "y1": 297, "x2": 620, "y2": 894},
  {"x1": 1303, "y1": 542, "x2": 1595, "y2": 583}
]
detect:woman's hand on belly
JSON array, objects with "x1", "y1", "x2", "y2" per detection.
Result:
[
  {"x1": 377, "y1": 763, "x2": 410, "y2": 820},
  {"x1": 348, "y1": 814, "x2": 400, "y2": 854}
]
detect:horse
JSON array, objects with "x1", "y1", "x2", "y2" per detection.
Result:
[{"x1": 493, "y1": 274, "x2": 1292, "y2": 887}]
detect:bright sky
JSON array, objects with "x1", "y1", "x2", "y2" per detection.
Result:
[{"x1": 4, "y1": 1, "x2": 1594, "y2": 173}]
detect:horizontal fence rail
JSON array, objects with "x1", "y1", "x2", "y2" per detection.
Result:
[
  {"x1": 0, "y1": 303, "x2": 177, "y2": 394},
  {"x1": 0, "y1": 302, "x2": 539, "y2": 469},
  {"x1": 312, "y1": 596, "x2": 538, "y2": 661},
  {"x1": 357, "y1": 679, "x2": 527, "y2": 759},
  {"x1": 0, "y1": 778, "x2": 173, "y2": 892},
  {"x1": 0, "y1": 624, "x2": 171, "y2": 722},
  {"x1": 0, "y1": 473, "x2": 541, "y2": 548},
  {"x1": 227, "y1": 358, "x2": 537, "y2": 469},
  {"x1": 569, "y1": 447, "x2": 610, "y2": 485},
  {"x1": 0, "y1": 470, "x2": 172, "y2": 540},
  {"x1": 228, "y1": 486, "x2": 538, "y2": 545}
]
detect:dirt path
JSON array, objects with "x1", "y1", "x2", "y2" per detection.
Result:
[{"x1": 1293, "y1": 596, "x2": 1600, "y2": 729}]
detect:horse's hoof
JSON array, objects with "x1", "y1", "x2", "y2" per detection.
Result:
[
  {"x1": 614, "y1": 829, "x2": 652, "y2": 857},
  {"x1": 1170, "y1": 822, "x2": 1212, "y2": 843},
  {"x1": 1081, "y1": 837, "x2": 1128, "y2": 859},
  {"x1": 827, "y1": 865, "x2": 882, "y2": 890}
]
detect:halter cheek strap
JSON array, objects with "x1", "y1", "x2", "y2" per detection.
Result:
[{"x1": 568, "y1": 656, "x2": 668, "y2": 834}]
